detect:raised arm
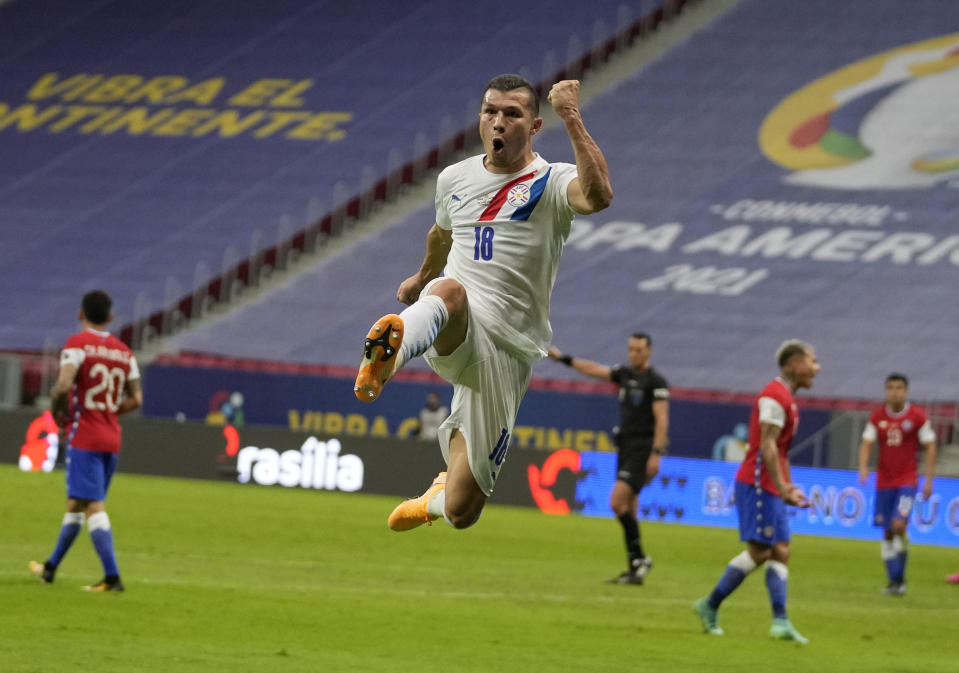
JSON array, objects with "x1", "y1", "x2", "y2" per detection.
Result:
[
  {"x1": 397, "y1": 224, "x2": 453, "y2": 305},
  {"x1": 547, "y1": 345, "x2": 612, "y2": 381},
  {"x1": 547, "y1": 80, "x2": 612, "y2": 214}
]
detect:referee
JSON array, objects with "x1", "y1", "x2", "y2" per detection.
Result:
[{"x1": 549, "y1": 332, "x2": 669, "y2": 584}]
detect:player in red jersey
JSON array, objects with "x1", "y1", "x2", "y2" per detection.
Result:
[
  {"x1": 694, "y1": 340, "x2": 818, "y2": 643},
  {"x1": 29, "y1": 290, "x2": 142, "y2": 592},
  {"x1": 857, "y1": 373, "x2": 937, "y2": 596}
]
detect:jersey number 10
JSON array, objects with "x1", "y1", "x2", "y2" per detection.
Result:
[{"x1": 473, "y1": 226, "x2": 494, "y2": 261}]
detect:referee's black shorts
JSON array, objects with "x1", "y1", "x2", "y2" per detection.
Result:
[{"x1": 615, "y1": 438, "x2": 654, "y2": 493}]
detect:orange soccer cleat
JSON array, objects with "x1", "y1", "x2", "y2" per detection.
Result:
[
  {"x1": 354, "y1": 314, "x2": 404, "y2": 402},
  {"x1": 388, "y1": 472, "x2": 447, "y2": 531}
]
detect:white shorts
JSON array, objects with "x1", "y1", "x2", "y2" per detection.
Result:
[{"x1": 421, "y1": 280, "x2": 532, "y2": 496}]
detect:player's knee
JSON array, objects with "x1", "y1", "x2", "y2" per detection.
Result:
[
  {"x1": 445, "y1": 498, "x2": 484, "y2": 529},
  {"x1": 891, "y1": 520, "x2": 907, "y2": 536},
  {"x1": 429, "y1": 279, "x2": 467, "y2": 315}
]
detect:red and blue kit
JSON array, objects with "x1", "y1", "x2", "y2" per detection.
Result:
[
  {"x1": 863, "y1": 403, "x2": 934, "y2": 489},
  {"x1": 60, "y1": 329, "x2": 140, "y2": 453}
]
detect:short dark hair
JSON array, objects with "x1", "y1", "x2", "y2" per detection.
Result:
[
  {"x1": 886, "y1": 373, "x2": 909, "y2": 387},
  {"x1": 630, "y1": 332, "x2": 651, "y2": 347},
  {"x1": 483, "y1": 73, "x2": 539, "y2": 116},
  {"x1": 776, "y1": 339, "x2": 811, "y2": 368},
  {"x1": 81, "y1": 290, "x2": 112, "y2": 324}
]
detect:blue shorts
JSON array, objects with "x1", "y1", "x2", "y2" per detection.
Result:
[
  {"x1": 735, "y1": 480, "x2": 790, "y2": 545},
  {"x1": 873, "y1": 486, "x2": 917, "y2": 529},
  {"x1": 65, "y1": 448, "x2": 119, "y2": 501}
]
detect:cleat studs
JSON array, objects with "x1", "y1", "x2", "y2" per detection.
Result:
[
  {"x1": 368, "y1": 391, "x2": 375, "y2": 399},
  {"x1": 391, "y1": 331, "x2": 399, "y2": 339},
  {"x1": 374, "y1": 326, "x2": 381, "y2": 332},
  {"x1": 354, "y1": 385, "x2": 360, "y2": 392}
]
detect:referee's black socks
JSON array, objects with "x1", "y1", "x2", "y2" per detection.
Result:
[{"x1": 617, "y1": 512, "x2": 645, "y2": 565}]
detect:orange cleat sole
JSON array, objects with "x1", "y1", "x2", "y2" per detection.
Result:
[{"x1": 354, "y1": 314, "x2": 404, "y2": 402}]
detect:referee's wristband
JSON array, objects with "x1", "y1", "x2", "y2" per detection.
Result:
[{"x1": 559, "y1": 354, "x2": 574, "y2": 366}]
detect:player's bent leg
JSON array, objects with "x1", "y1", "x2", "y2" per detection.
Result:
[
  {"x1": 442, "y1": 430, "x2": 487, "y2": 529},
  {"x1": 426, "y1": 279, "x2": 469, "y2": 357}
]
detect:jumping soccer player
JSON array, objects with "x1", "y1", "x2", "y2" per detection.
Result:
[
  {"x1": 353, "y1": 74, "x2": 612, "y2": 530},
  {"x1": 694, "y1": 340, "x2": 819, "y2": 643},
  {"x1": 548, "y1": 334, "x2": 669, "y2": 585},
  {"x1": 29, "y1": 290, "x2": 142, "y2": 591},
  {"x1": 857, "y1": 373, "x2": 937, "y2": 596}
]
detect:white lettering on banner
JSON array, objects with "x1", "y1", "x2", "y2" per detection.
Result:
[
  {"x1": 236, "y1": 437, "x2": 363, "y2": 491},
  {"x1": 638, "y1": 264, "x2": 768, "y2": 296},
  {"x1": 804, "y1": 485, "x2": 864, "y2": 526},
  {"x1": 573, "y1": 221, "x2": 959, "y2": 267},
  {"x1": 716, "y1": 200, "x2": 893, "y2": 227},
  {"x1": 568, "y1": 220, "x2": 682, "y2": 252}
]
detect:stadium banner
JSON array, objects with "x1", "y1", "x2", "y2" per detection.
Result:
[
  {"x1": 140, "y1": 364, "x2": 830, "y2": 464},
  {"x1": 3, "y1": 409, "x2": 954, "y2": 546},
  {"x1": 535, "y1": 450, "x2": 959, "y2": 548}
]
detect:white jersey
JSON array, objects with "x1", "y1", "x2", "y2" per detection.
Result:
[{"x1": 434, "y1": 153, "x2": 578, "y2": 363}]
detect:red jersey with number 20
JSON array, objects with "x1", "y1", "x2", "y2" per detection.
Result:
[
  {"x1": 61, "y1": 329, "x2": 140, "y2": 453},
  {"x1": 863, "y1": 403, "x2": 934, "y2": 489},
  {"x1": 736, "y1": 378, "x2": 799, "y2": 497}
]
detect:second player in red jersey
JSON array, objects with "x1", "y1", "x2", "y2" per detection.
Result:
[{"x1": 857, "y1": 373, "x2": 937, "y2": 596}]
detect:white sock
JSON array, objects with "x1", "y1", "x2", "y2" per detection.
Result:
[
  {"x1": 729, "y1": 550, "x2": 758, "y2": 574},
  {"x1": 427, "y1": 488, "x2": 446, "y2": 519},
  {"x1": 396, "y1": 294, "x2": 449, "y2": 369}
]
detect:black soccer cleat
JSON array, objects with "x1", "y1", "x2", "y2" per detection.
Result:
[
  {"x1": 83, "y1": 576, "x2": 125, "y2": 592},
  {"x1": 28, "y1": 560, "x2": 56, "y2": 584}
]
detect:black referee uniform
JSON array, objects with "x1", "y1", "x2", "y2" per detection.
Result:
[{"x1": 610, "y1": 364, "x2": 669, "y2": 493}]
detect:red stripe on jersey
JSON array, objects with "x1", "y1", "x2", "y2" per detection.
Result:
[{"x1": 478, "y1": 170, "x2": 538, "y2": 221}]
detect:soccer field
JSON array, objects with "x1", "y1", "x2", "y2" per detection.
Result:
[{"x1": 1, "y1": 465, "x2": 956, "y2": 673}]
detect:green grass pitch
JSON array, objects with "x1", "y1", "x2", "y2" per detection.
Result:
[{"x1": 1, "y1": 464, "x2": 956, "y2": 672}]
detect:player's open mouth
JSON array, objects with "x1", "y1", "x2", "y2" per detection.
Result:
[{"x1": 492, "y1": 138, "x2": 505, "y2": 152}]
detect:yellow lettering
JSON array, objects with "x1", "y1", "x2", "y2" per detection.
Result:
[
  {"x1": 229, "y1": 79, "x2": 294, "y2": 106},
  {"x1": 269, "y1": 79, "x2": 313, "y2": 107},
  {"x1": 573, "y1": 430, "x2": 594, "y2": 452},
  {"x1": 252, "y1": 111, "x2": 311, "y2": 138},
  {"x1": 83, "y1": 75, "x2": 144, "y2": 103},
  {"x1": 98, "y1": 107, "x2": 175, "y2": 135},
  {"x1": 546, "y1": 428, "x2": 572, "y2": 450},
  {"x1": 191, "y1": 109, "x2": 265, "y2": 138},
  {"x1": 288, "y1": 410, "x2": 302, "y2": 431},
  {"x1": 534, "y1": 427, "x2": 545, "y2": 449},
  {"x1": 396, "y1": 418, "x2": 420, "y2": 439},
  {"x1": 151, "y1": 108, "x2": 216, "y2": 136},
  {"x1": 596, "y1": 431, "x2": 615, "y2": 452},
  {"x1": 49, "y1": 105, "x2": 107, "y2": 132},
  {"x1": 27, "y1": 73, "x2": 103, "y2": 101},
  {"x1": 78, "y1": 107, "x2": 125, "y2": 133},
  {"x1": 345, "y1": 414, "x2": 368, "y2": 436},
  {"x1": 512, "y1": 426, "x2": 535, "y2": 448},
  {"x1": 164, "y1": 78, "x2": 225, "y2": 105},
  {"x1": 0, "y1": 103, "x2": 62, "y2": 131},
  {"x1": 286, "y1": 112, "x2": 352, "y2": 140},
  {"x1": 370, "y1": 416, "x2": 390, "y2": 437},
  {"x1": 302, "y1": 412, "x2": 323, "y2": 432},
  {"x1": 324, "y1": 412, "x2": 344, "y2": 435},
  {"x1": 124, "y1": 76, "x2": 189, "y2": 104}
]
